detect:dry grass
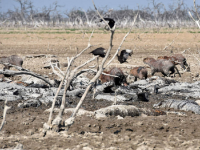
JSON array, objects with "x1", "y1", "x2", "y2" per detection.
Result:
[{"x1": 0, "y1": 28, "x2": 200, "y2": 82}]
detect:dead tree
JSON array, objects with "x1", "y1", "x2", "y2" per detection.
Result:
[
  {"x1": 14, "y1": 0, "x2": 30, "y2": 25},
  {"x1": 43, "y1": 1, "x2": 139, "y2": 133},
  {"x1": 51, "y1": 54, "x2": 98, "y2": 132},
  {"x1": 43, "y1": 30, "x2": 97, "y2": 132},
  {"x1": 43, "y1": 2, "x2": 113, "y2": 133},
  {"x1": 65, "y1": 20, "x2": 139, "y2": 129},
  {"x1": 189, "y1": 0, "x2": 200, "y2": 29}
]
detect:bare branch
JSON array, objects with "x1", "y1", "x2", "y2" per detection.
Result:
[
  {"x1": 81, "y1": 8, "x2": 90, "y2": 27},
  {"x1": 46, "y1": 57, "x2": 73, "y2": 126},
  {"x1": 46, "y1": 29, "x2": 95, "y2": 128},
  {"x1": 49, "y1": 57, "x2": 64, "y2": 78},
  {"x1": 74, "y1": 29, "x2": 94, "y2": 60},
  {"x1": 68, "y1": 6, "x2": 116, "y2": 126},
  {"x1": 189, "y1": 11, "x2": 196, "y2": 22},
  {"x1": 0, "y1": 18, "x2": 10, "y2": 25},
  {"x1": 50, "y1": 63, "x2": 63, "y2": 80},
  {"x1": 74, "y1": 68, "x2": 119, "y2": 80},
  {"x1": 194, "y1": 0, "x2": 200, "y2": 21},
  {"x1": 188, "y1": 0, "x2": 200, "y2": 29},
  {"x1": 189, "y1": 11, "x2": 200, "y2": 29},
  {"x1": 105, "y1": 12, "x2": 139, "y2": 68},
  {"x1": 163, "y1": 28, "x2": 182, "y2": 51},
  {"x1": 184, "y1": 48, "x2": 200, "y2": 64},
  {"x1": 74, "y1": 56, "x2": 98, "y2": 72},
  {"x1": 51, "y1": 55, "x2": 99, "y2": 132},
  {"x1": 0, "y1": 69, "x2": 54, "y2": 87},
  {"x1": 92, "y1": 0, "x2": 112, "y2": 31},
  {"x1": 66, "y1": 30, "x2": 115, "y2": 128},
  {"x1": 54, "y1": 64, "x2": 65, "y2": 76},
  {"x1": 0, "y1": 99, "x2": 11, "y2": 131}
]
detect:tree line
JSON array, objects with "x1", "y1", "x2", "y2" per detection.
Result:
[{"x1": 0, "y1": 0, "x2": 199, "y2": 28}]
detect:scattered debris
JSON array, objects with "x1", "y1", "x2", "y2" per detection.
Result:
[
  {"x1": 25, "y1": 54, "x2": 57, "y2": 58},
  {"x1": 154, "y1": 99, "x2": 200, "y2": 114},
  {"x1": 18, "y1": 99, "x2": 42, "y2": 108},
  {"x1": 45, "y1": 105, "x2": 166, "y2": 119}
]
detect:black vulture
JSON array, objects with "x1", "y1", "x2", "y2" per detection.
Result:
[
  {"x1": 117, "y1": 49, "x2": 133, "y2": 64},
  {"x1": 90, "y1": 47, "x2": 106, "y2": 99},
  {"x1": 100, "y1": 18, "x2": 115, "y2": 29},
  {"x1": 90, "y1": 47, "x2": 106, "y2": 58}
]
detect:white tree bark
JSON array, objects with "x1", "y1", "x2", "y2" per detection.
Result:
[
  {"x1": 45, "y1": 30, "x2": 95, "y2": 129},
  {"x1": 0, "y1": 99, "x2": 11, "y2": 131}
]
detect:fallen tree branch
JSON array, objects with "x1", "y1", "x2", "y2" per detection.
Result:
[
  {"x1": 45, "y1": 105, "x2": 159, "y2": 118},
  {"x1": 2, "y1": 63, "x2": 29, "y2": 71},
  {"x1": 74, "y1": 69, "x2": 97, "y2": 78},
  {"x1": 0, "y1": 99, "x2": 11, "y2": 131},
  {"x1": 0, "y1": 69, "x2": 54, "y2": 87}
]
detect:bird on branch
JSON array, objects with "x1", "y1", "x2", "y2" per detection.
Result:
[
  {"x1": 90, "y1": 47, "x2": 106, "y2": 58},
  {"x1": 90, "y1": 47, "x2": 107, "y2": 71},
  {"x1": 99, "y1": 18, "x2": 115, "y2": 30}
]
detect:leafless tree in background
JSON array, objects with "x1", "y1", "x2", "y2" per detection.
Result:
[
  {"x1": 0, "y1": 0, "x2": 199, "y2": 28},
  {"x1": 189, "y1": 0, "x2": 200, "y2": 29}
]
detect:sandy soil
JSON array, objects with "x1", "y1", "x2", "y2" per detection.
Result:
[{"x1": 0, "y1": 28, "x2": 200, "y2": 149}]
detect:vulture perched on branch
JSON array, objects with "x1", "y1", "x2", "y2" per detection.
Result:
[
  {"x1": 100, "y1": 18, "x2": 115, "y2": 29},
  {"x1": 90, "y1": 47, "x2": 106, "y2": 58}
]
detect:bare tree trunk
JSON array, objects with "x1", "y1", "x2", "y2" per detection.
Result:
[
  {"x1": 0, "y1": 100, "x2": 11, "y2": 131},
  {"x1": 44, "y1": 30, "x2": 95, "y2": 131},
  {"x1": 65, "y1": 29, "x2": 115, "y2": 130},
  {"x1": 188, "y1": 0, "x2": 200, "y2": 29},
  {"x1": 46, "y1": 59, "x2": 72, "y2": 126},
  {"x1": 51, "y1": 56, "x2": 98, "y2": 131}
]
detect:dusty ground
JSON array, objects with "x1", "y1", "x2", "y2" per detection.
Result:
[{"x1": 0, "y1": 28, "x2": 200, "y2": 149}]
